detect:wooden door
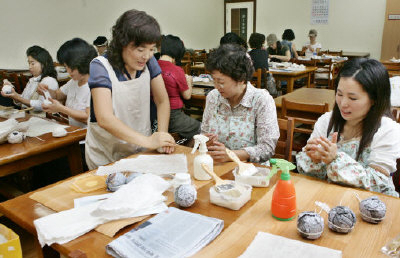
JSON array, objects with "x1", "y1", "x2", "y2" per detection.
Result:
[{"x1": 381, "y1": 0, "x2": 400, "y2": 60}]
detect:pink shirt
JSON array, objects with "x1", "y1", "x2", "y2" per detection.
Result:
[{"x1": 158, "y1": 60, "x2": 188, "y2": 110}]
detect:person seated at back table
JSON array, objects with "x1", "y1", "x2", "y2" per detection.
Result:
[
  {"x1": 201, "y1": 44, "x2": 279, "y2": 163},
  {"x1": 38, "y1": 38, "x2": 97, "y2": 128},
  {"x1": 1, "y1": 46, "x2": 58, "y2": 111},
  {"x1": 296, "y1": 58, "x2": 400, "y2": 197},
  {"x1": 158, "y1": 34, "x2": 200, "y2": 142},
  {"x1": 248, "y1": 32, "x2": 269, "y2": 70},
  {"x1": 281, "y1": 29, "x2": 299, "y2": 59},
  {"x1": 220, "y1": 32, "x2": 248, "y2": 49},
  {"x1": 266, "y1": 34, "x2": 290, "y2": 62},
  {"x1": 301, "y1": 29, "x2": 322, "y2": 56}
]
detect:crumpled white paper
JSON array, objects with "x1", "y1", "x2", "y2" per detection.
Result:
[
  {"x1": 34, "y1": 174, "x2": 170, "y2": 247},
  {"x1": 96, "y1": 154, "x2": 188, "y2": 176},
  {"x1": 19, "y1": 117, "x2": 68, "y2": 137}
]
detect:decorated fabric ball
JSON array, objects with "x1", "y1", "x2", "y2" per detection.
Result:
[
  {"x1": 328, "y1": 206, "x2": 356, "y2": 233},
  {"x1": 297, "y1": 211, "x2": 324, "y2": 240},
  {"x1": 2, "y1": 85, "x2": 12, "y2": 94},
  {"x1": 7, "y1": 131, "x2": 25, "y2": 144},
  {"x1": 174, "y1": 184, "x2": 197, "y2": 208},
  {"x1": 106, "y1": 172, "x2": 127, "y2": 192},
  {"x1": 359, "y1": 196, "x2": 386, "y2": 224}
]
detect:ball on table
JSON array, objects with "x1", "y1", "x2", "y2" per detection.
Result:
[
  {"x1": 328, "y1": 206, "x2": 356, "y2": 233},
  {"x1": 359, "y1": 196, "x2": 386, "y2": 224},
  {"x1": 174, "y1": 184, "x2": 197, "y2": 208},
  {"x1": 297, "y1": 211, "x2": 324, "y2": 240}
]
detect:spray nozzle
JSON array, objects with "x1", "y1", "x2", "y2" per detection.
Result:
[
  {"x1": 266, "y1": 158, "x2": 296, "y2": 181},
  {"x1": 191, "y1": 134, "x2": 209, "y2": 154}
]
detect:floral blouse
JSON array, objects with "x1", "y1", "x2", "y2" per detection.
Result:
[
  {"x1": 201, "y1": 82, "x2": 279, "y2": 163},
  {"x1": 296, "y1": 112, "x2": 400, "y2": 197}
]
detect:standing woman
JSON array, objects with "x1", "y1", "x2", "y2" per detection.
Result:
[
  {"x1": 1, "y1": 46, "x2": 58, "y2": 110},
  {"x1": 296, "y1": 58, "x2": 400, "y2": 197},
  {"x1": 201, "y1": 44, "x2": 279, "y2": 163},
  {"x1": 85, "y1": 9, "x2": 175, "y2": 169}
]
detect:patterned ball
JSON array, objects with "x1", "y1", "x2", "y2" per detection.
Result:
[
  {"x1": 7, "y1": 131, "x2": 25, "y2": 144},
  {"x1": 328, "y1": 206, "x2": 356, "y2": 233},
  {"x1": 297, "y1": 211, "x2": 324, "y2": 240},
  {"x1": 174, "y1": 184, "x2": 197, "y2": 208},
  {"x1": 106, "y1": 172, "x2": 127, "y2": 192},
  {"x1": 359, "y1": 196, "x2": 386, "y2": 224}
]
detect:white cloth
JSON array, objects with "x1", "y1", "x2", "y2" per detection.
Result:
[
  {"x1": 95, "y1": 154, "x2": 188, "y2": 176},
  {"x1": 20, "y1": 76, "x2": 59, "y2": 111},
  {"x1": 19, "y1": 117, "x2": 68, "y2": 137},
  {"x1": 60, "y1": 79, "x2": 90, "y2": 128},
  {"x1": 309, "y1": 112, "x2": 400, "y2": 174},
  {"x1": 390, "y1": 76, "x2": 400, "y2": 107},
  {"x1": 85, "y1": 56, "x2": 151, "y2": 170},
  {"x1": 239, "y1": 232, "x2": 342, "y2": 258},
  {"x1": 34, "y1": 174, "x2": 169, "y2": 247}
]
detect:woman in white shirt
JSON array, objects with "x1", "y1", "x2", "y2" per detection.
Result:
[
  {"x1": 302, "y1": 29, "x2": 322, "y2": 55},
  {"x1": 38, "y1": 38, "x2": 97, "y2": 128},
  {"x1": 1, "y1": 46, "x2": 58, "y2": 110},
  {"x1": 296, "y1": 58, "x2": 400, "y2": 197}
]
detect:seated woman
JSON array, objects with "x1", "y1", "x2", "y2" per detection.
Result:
[
  {"x1": 1, "y1": 46, "x2": 58, "y2": 110},
  {"x1": 266, "y1": 34, "x2": 290, "y2": 62},
  {"x1": 248, "y1": 32, "x2": 269, "y2": 70},
  {"x1": 301, "y1": 29, "x2": 322, "y2": 56},
  {"x1": 281, "y1": 29, "x2": 298, "y2": 59},
  {"x1": 201, "y1": 44, "x2": 279, "y2": 163},
  {"x1": 296, "y1": 58, "x2": 400, "y2": 197},
  {"x1": 85, "y1": 9, "x2": 175, "y2": 170},
  {"x1": 38, "y1": 38, "x2": 97, "y2": 128},
  {"x1": 158, "y1": 35, "x2": 200, "y2": 141}
]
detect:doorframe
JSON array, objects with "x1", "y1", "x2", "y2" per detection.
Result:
[{"x1": 224, "y1": 0, "x2": 256, "y2": 35}]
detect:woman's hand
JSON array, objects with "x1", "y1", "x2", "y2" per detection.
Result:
[
  {"x1": 37, "y1": 83, "x2": 49, "y2": 96},
  {"x1": 42, "y1": 98, "x2": 63, "y2": 113},
  {"x1": 207, "y1": 141, "x2": 230, "y2": 163},
  {"x1": 316, "y1": 133, "x2": 338, "y2": 165},
  {"x1": 148, "y1": 132, "x2": 175, "y2": 150},
  {"x1": 304, "y1": 138, "x2": 322, "y2": 163},
  {"x1": 204, "y1": 133, "x2": 218, "y2": 147},
  {"x1": 1, "y1": 87, "x2": 18, "y2": 99}
]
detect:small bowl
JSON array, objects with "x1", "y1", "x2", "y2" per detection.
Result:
[{"x1": 233, "y1": 166, "x2": 270, "y2": 187}]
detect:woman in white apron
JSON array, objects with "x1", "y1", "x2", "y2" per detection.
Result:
[
  {"x1": 201, "y1": 44, "x2": 279, "y2": 163},
  {"x1": 85, "y1": 9, "x2": 175, "y2": 170},
  {"x1": 1, "y1": 46, "x2": 58, "y2": 110}
]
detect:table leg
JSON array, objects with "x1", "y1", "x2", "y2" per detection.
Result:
[
  {"x1": 287, "y1": 78, "x2": 295, "y2": 93},
  {"x1": 67, "y1": 143, "x2": 83, "y2": 175}
]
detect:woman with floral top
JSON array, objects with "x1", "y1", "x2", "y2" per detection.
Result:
[
  {"x1": 201, "y1": 44, "x2": 279, "y2": 163},
  {"x1": 296, "y1": 58, "x2": 400, "y2": 197}
]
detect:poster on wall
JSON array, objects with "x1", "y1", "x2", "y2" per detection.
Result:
[{"x1": 311, "y1": 0, "x2": 329, "y2": 25}]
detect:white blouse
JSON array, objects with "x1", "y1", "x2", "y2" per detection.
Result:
[{"x1": 19, "y1": 76, "x2": 59, "y2": 111}]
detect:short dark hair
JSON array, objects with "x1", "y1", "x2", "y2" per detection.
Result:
[
  {"x1": 108, "y1": 9, "x2": 161, "y2": 71},
  {"x1": 220, "y1": 32, "x2": 248, "y2": 49},
  {"x1": 26, "y1": 46, "x2": 57, "y2": 80},
  {"x1": 160, "y1": 34, "x2": 185, "y2": 63},
  {"x1": 248, "y1": 33, "x2": 265, "y2": 49},
  {"x1": 93, "y1": 36, "x2": 108, "y2": 46},
  {"x1": 57, "y1": 38, "x2": 97, "y2": 75},
  {"x1": 328, "y1": 58, "x2": 392, "y2": 160},
  {"x1": 282, "y1": 29, "x2": 295, "y2": 41},
  {"x1": 206, "y1": 44, "x2": 254, "y2": 82}
]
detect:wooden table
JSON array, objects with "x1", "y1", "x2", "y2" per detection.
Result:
[
  {"x1": 0, "y1": 115, "x2": 86, "y2": 178},
  {"x1": 274, "y1": 87, "x2": 335, "y2": 117},
  {"x1": 342, "y1": 51, "x2": 370, "y2": 59},
  {"x1": 1, "y1": 145, "x2": 399, "y2": 257},
  {"x1": 270, "y1": 66, "x2": 317, "y2": 93}
]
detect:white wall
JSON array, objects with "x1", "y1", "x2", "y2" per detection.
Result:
[
  {"x1": 0, "y1": 0, "x2": 224, "y2": 69},
  {"x1": 256, "y1": 0, "x2": 386, "y2": 59}
]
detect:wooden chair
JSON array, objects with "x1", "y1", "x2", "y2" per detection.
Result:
[
  {"x1": 392, "y1": 108, "x2": 400, "y2": 123},
  {"x1": 274, "y1": 117, "x2": 295, "y2": 162},
  {"x1": 281, "y1": 98, "x2": 329, "y2": 151},
  {"x1": 291, "y1": 58, "x2": 317, "y2": 88},
  {"x1": 315, "y1": 58, "x2": 334, "y2": 89},
  {"x1": 251, "y1": 68, "x2": 262, "y2": 88},
  {"x1": 383, "y1": 62, "x2": 400, "y2": 78},
  {"x1": 327, "y1": 50, "x2": 343, "y2": 56}
]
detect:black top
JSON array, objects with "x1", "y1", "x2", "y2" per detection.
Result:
[{"x1": 249, "y1": 49, "x2": 269, "y2": 70}]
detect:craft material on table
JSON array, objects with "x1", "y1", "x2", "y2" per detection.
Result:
[
  {"x1": 7, "y1": 131, "x2": 25, "y2": 144},
  {"x1": 0, "y1": 108, "x2": 25, "y2": 119},
  {"x1": 359, "y1": 196, "x2": 386, "y2": 224},
  {"x1": 34, "y1": 174, "x2": 169, "y2": 246},
  {"x1": 174, "y1": 184, "x2": 197, "y2": 207},
  {"x1": 233, "y1": 166, "x2": 271, "y2": 187},
  {"x1": 96, "y1": 154, "x2": 188, "y2": 176},
  {"x1": 0, "y1": 118, "x2": 19, "y2": 143},
  {"x1": 19, "y1": 117, "x2": 69, "y2": 137},
  {"x1": 297, "y1": 211, "x2": 324, "y2": 240},
  {"x1": 328, "y1": 206, "x2": 356, "y2": 233},
  {"x1": 239, "y1": 231, "x2": 342, "y2": 258},
  {"x1": 70, "y1": 174, "x2": 107, "y2": 193},
  {"x1": 106, "y1": 207, "x2": 224, "y2": 258},
  {"x1": 226, "y1": 148, "x2": 257, "y2": 176}
]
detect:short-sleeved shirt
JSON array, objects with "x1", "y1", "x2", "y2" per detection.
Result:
[
  {"x1": 304, "y1": 41, "x2": 322, "y2": 53},
  {"x1": 60, "y1": 79, "x2": 91, "y2": 128},
  {"x1": 157, "y1": 60, "x2": 188, "y2": 110},
  {"x1": 88, "y1": 55, "x2": 162, "y2": 122},
  {"x1": 21, "y1": 76, "x2": 59, "y2": 111},
  {"x1": 267, "y1": 44, "x2": 290, "y2": 57},
  {"x1": 281, "y1": 40, "x2": 295, "y2": 58},
  {"x1": 248, "y1": 49, "x2": 269, "y2": 70}
]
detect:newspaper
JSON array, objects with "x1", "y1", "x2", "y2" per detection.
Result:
[{"x1": 106, "y1": 207, "x2": 224, "y2": 258}]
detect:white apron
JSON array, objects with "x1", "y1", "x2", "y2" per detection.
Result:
[{"x1": 85, "y1": 56, "x2": 151, "y2": 170}]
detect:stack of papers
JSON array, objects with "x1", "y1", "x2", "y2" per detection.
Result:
[{"x1": 107, "y1": 207, "x2": 224, "y2": 258}]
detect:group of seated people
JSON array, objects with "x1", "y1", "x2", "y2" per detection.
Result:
[{"x1": 1, "y1": 9, "x2": 399, "y2": 197}]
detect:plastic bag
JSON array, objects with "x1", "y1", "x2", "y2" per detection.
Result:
[
  {"x1": 381, "y1": 233, "x2": 400, "y2": 257},
  {"x1": 266, "y1": 73, "x2": 278, "y2": 97},
  {"x1": 0, "y1": 224, "x2": 22, "y2": 258}
]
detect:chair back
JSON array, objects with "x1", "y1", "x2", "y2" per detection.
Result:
[
  {"x1": 251, "y1": 68, "x2": 262, "y2": 88},
  {"x1": 274, "y1": 118, "x2": 295, "y2": 161},
  {"x1": 291, "y1": 58, "x2": 317, "y2": 67},
  {"x1": 327, "y1": 50, "x2": 343, "y2": 56},
  {"x1": 392, "y1": 108, "x2": 400, "y2": 123},
  {"x1": 315, "y1": 58, "x2": 334, "y2": 89}
]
